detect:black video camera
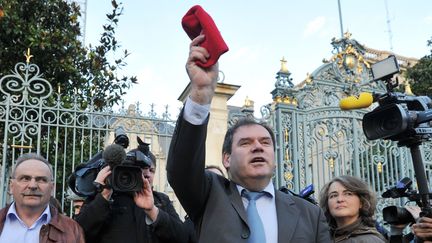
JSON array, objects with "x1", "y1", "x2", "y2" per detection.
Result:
[
  {"x1": 362, "y1": 55, "x2": 432, "y2": 146},
  {"x1": 68, "y1": 128, "x2": 153, "y2": 197},
  {"x1": 109, "y1": 148, "x2": 152, "y2": 193},
  {"x1": 382, "y1": 177, "x2": 419, "y2": 224}
]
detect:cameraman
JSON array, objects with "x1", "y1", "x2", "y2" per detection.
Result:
[{"x1": 75, "y1": 148, "x2": 189, "y2": 243}]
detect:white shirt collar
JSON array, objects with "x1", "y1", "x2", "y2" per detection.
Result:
[
  {"x1": 7, "y1": 202, "x2": 52, "y2": 226},
  {"x1": 236, "y1": 181, "x2": 275, "y2": 198}
]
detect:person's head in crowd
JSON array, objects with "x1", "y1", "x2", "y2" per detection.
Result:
[
  {"x1": 221, "y1": 118, "x2": 276, "y2": 191},
  {"x1": 10, "y1": 153, "x2": 54, "y2": 215},
  {"x1": 205, "y1": 165, "x2": 225, "y2": 177},
  {"x1": 141, "y1": 148, "x2": 156, "y2": 186},
  {"x1": 66, "y1": 188, "x2": 85, "y2": 216},
  {"x1": 135, "y1": 137, "x2": 157, "y2": 186},
  {"x1": 319, "y1": 175, "x2": 377, "y2": 229},
  {"x1": 73, "y1": 199, "x2": 84, "y2": 215}
]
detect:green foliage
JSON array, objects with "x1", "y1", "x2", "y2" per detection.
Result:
[
  {"x1": 406, "y1": 38, "x2": 432, "y2": 97},
  {"x1": 0, "y1": 0, "x2": 137, "y2": 110},
  {"x1": 0, "y1": 0, "x2": 137, "y2": 209}
]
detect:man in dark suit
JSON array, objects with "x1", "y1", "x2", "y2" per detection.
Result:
[{"x1": 167, "y1": 34, "x2": 331, "y2": 243}]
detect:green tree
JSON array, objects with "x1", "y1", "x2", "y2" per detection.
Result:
[
  {"x1": 406, "y1": 38, "x2": 432, "y2": 97},
  {"x1": 0, "y1": 0, "x2": 137, "y2": 109},
  {"x1": 0, "y1": 0, "x2": 137, "y2": 210}
]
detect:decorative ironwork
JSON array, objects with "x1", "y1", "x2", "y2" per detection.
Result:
[
  {"x1": 265, "y1": 34, "x2": 432, "y2": 223},
  {"x1": 0, "y1": 58, "x2": 177, "y2": 214}
]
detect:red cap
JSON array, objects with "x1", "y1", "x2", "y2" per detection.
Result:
[{"x1": 182, "y1": 5, "x2": 229, "y2": 68}]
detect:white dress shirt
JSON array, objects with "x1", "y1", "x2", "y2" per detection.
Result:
[{"x1": 0, "y1": 202, "x2": 51, "y2": 243}]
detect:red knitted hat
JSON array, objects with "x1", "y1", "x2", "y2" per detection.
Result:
[{"x1": 182, "y1": 5, "x2": 229, "y2": 68}]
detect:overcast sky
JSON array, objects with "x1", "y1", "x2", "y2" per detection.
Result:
[{"x1": 84, "y1": 0, "x2": 432, "y2": 117}]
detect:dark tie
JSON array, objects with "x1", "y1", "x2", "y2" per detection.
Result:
[{"x1": 242, "y1": 190, "x2": 266, "y2": 243}]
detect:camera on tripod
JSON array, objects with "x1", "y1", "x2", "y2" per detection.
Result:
[
  {"x1": 360, "y1": 55, "x2": 432, "y2": 241},
  {"x1": 362, "y1": 55, "x2": 432, "y2": 146}
]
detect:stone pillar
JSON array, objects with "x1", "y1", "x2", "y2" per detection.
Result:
[{"x1": 178, "y1": 82, "x2": 240, "y2": 169}]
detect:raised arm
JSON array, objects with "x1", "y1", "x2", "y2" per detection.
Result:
[{"x1": 167, "y1": 35, "x2": 219, "y2": 220}]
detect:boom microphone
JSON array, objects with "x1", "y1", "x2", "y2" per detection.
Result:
[
  {"x1": 103, "y1": 144, "x2": 126, "y2": 168},
  {"x1": 339, "y1": 92, "x2": 374, "y2": 110}
]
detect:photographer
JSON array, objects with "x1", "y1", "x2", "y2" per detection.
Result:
[{"x1": 75, "y1": 143, "x2": 189, "y2": 243}]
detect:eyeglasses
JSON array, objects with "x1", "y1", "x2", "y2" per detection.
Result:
[{"x1": 11, "y1": 175, "x2": 53, "y2": 185}]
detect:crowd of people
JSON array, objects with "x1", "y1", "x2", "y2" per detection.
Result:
[{"x1": 1, "y1": 27, "x2": 432, "y2": 243}]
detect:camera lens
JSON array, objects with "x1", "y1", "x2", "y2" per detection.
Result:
[
  {"x1": 381, "y1": 112, "x2": 400, "y2": 131},
  {"x1": 118, "y1": 171, "x2": 135, "y2": 189},
  {"x1": 112, "y1": 165, "x2": 143, "y2": 193}
]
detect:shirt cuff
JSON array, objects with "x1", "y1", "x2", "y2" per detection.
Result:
[
  {"x1": 145, "y1": 207, "x2": 160, "y2": 225},
  {"x1": 145, "y1": 214, "x2": 154, "y2": 225},
  {"x1": 183, "y1": 96, "x2": 210, "y2": 125}
]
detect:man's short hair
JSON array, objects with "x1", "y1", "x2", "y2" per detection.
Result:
[
  {"x1": 12, "y1": 153, "x2": 53, "y2": 180},
  {"x1": 222, "y1": 118, "x2": 276, "y2": 155},
  {"x1": 147, "y1": 151, "x2": 156, "y2": 168}
]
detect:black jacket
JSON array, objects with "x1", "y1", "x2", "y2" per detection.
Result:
[{"x1": 75, "y1": 191, "x2": 188, "y2": 243}]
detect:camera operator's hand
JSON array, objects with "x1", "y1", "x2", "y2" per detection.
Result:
[
  {"x1": 187, "y1": 34, "x2": 219, "y2": 105},
  {"x1": 94, "y1": 166, "x2": 113, "y2": 200},
  {"x1": 134, "y1": 175, "x2": 159, "y2": 221},
  {"x1": 412, "y1": 216, "x2": 432, "y2": 241}
]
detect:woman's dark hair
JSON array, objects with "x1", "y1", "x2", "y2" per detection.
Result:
[{"x1": 319, "y1": 175, "x2": 377, "y2": 228}]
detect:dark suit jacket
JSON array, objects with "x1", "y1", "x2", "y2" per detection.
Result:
[
  {"x1": 167, "y1": 113, "x2": 331, "y2": 243},
  {"x1": 76, "y1": 191, "x2": 188, "y2": 243}
]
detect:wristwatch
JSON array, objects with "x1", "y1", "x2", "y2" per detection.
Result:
[{"x1": 93, "y1": 181, "x2": 105, "y2": 193}]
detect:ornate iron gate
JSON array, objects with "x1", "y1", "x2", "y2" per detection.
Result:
[
  {"x1": 267, "y1": 34, "x2": 432, "y2": 217},
  {"x1": 0, "y1": 59, "x2": 176, "y2": 216}
]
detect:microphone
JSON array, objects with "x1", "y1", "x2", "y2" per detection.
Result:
[
  {"x1": 339, "y1": 92, "x2": 374, "y2": 110},
  {"x1": 102, "y1": 144, "x2": 126, "y2": 168},
  {"x1": 299, "y1": 184, "x2": 314, "y2": 198}
]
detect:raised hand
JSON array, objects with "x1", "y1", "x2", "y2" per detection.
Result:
[
  {"x1": 186, "y1": 34, "x2": 219, "y2": 105},
  {"x1": 134, "y1": 175, "x2": 159, "y2": 221},
  {"x1": 95, "y1": 166, "x2": 113, "y2": 200}
]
